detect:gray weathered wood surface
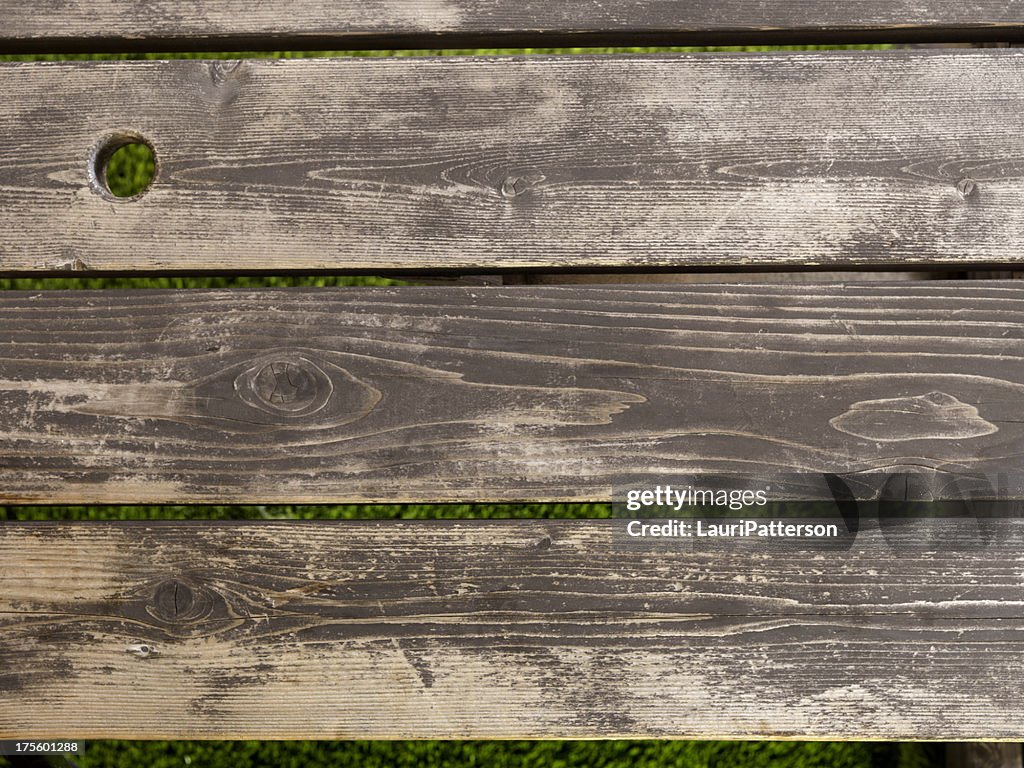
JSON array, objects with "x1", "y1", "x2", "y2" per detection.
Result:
[
  {"x1": 2, "y1": 284, "x2": 1024, "y2": 503},
  {"x1": 5, "y1": 52, "x2": 1024, "y2": 274},
  {"x1": 3, "y1": 0, "x2": 1024, "y2": 52},
  {"x1": 3, "y1": 519, "x2": 1024, "y2": 739}
]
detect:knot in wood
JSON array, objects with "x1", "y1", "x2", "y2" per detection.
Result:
[
  {"x1": 253, "y1": 360, "x2": 320, "y2": 411},
  {"x1": 153, "y1": 578, "x2": 194, "y2": 621},
  {"x1": 68, "y1": 258, "x2": 88, "y2": 271},
  {"x1": 956, "y1": 178, "x2": 977, "y2": 200},
  {"x1": 210, "y1": 60, "x2": 243, "y2": 86},
  {"x1": 501, "y1": 176, "x2": 528, "y2": 198},
  {"x1": 234, "y1": 352, "x2": 340, "y2": 421},
  {"x1": 148, "y1": 577, "x2": 215, "y2": 626}
]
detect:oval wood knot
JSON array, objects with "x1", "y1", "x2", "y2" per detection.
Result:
[
  {"x1": 499, "y1": 172, "x2": 544, "y2": 198},
  {"x1": 253, "y1": 360, "x2": 320, "y2": 410},
  {"x1": 501, "y1": 177, "x2": 527, "y2": 198},
  {"x1": 235, "y1": 354, "x2": 335, "y2": 418},
  {"x1": 210, "y1": 59, "x2": 243, "y2": 86},
  {"x1": 148, "y1": 578, "x2": 216, "y2": 625},
  {"x1": 956, "y1": 177, "x2": 978, "y2": 200}
]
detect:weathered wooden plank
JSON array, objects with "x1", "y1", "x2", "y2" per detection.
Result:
[
  {"x1": 2, "y1": 284, "x2": 1024, "y2": 503},
  {"x1": 5, "y1": 52, "x2": 1024, "y2": 273},
  {"x1": 3, "y1": 518, "x2": 1024, "y2": 739},
  {"x1": 3, "y1": 1, "x2": 1024, "y2": 52}
]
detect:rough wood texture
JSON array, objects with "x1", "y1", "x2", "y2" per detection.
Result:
[
  {"x1": 6, "y1": 52, "x2": 1024, "y2": 273},
  {"x1": 948, "y1": 744, "x2": 1024, "y2": 768},
  {"x1": 2, "y1": 284, "x2": 1024, "y2": 503},
  {"x1": 3, "y1": 1, "x2": 1024, "y2": 52},
  {"x1": 3, "y1": 519, "x2": 1024, "y2": 739}
]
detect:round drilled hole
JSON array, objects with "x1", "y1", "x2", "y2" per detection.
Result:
[{"x1": 92, "y1": 134, "x2": 157, "y2": 199}]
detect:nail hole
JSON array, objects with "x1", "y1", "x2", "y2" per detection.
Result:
[
  {"x1": 91, "y1": 133, "x2": 157, "y2": 200},
  {"x1": 126, "y1": 642, "x2": 156, "y2": 659}
]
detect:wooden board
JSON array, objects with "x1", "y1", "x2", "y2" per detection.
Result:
[
  {"x1": 5, "y1": 52, "x2": 1024, "y2": 274},
  {"x1": 4, "y1": 1, "x2": 1024, "y2": 52},
  {"x1": 2, "y1": 284, "x2": 1024, "y2": 503},
  {"x1": 4, "y1": 518, "x2": 1024, "y2": 739}
]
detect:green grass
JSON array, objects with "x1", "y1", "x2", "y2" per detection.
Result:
[
  {"x1": 32, "y1": 739, "x2": 936, "y2": 768},
  {"x1": 0, "y1": 741, "x2": 943, "y2": 768},
  {"x1": 0, "y1": 503, "x2": 608, "y2": 521},
  {"x1": 0, "y1": 42, "x2": 939, "y2": 768}
]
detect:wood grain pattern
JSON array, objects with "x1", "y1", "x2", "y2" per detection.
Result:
[
  {"x1": 3, "y1": 0, "x2": 1024, "y2": 52},
  {"x1": 3, "y1": 519, "x2": 1024, "y2": 739},
  {"x1": 6, "y1": 52, "x2": 1024, "y2": 273},
  {"x1": 2, "y1": 284, "x2": 1024, "y2": 503}
]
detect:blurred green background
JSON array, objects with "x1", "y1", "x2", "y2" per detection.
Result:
[
  {"x1": 0, "y1": 44, "x2": 941, "y2": 768},
  {"x1": 1, "y1": 740, "x2": 940, "y2": 768}
]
